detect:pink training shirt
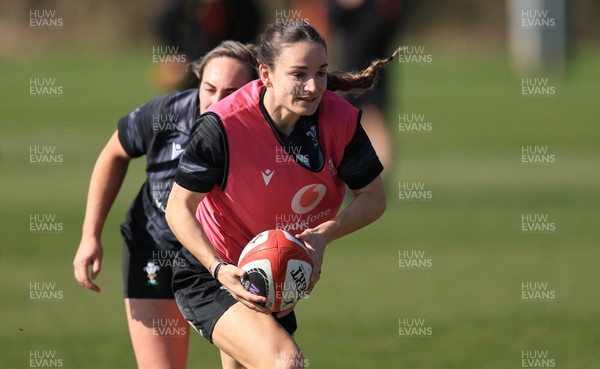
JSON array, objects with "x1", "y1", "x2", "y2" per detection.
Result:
[{"x1": 197, "y1": 80, "x2": 360, "y2": 264}]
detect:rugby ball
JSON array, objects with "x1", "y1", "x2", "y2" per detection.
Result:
[{"x1": 238, "y1": 229, "x2": 313, "y2": 312}]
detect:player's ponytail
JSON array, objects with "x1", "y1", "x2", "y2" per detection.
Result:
[
  {"x1": 258, "y1": 22, "x2": 401, "y2": 95},
  {"x1": 327, "y1": 48, "x2": 403, "y2": 95}
]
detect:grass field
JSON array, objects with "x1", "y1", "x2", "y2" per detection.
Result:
[{"x1": 1, "y1": 46, "x2": 599, "y2": 368}]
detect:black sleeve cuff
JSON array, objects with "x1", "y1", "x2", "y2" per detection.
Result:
[
  {"x1": 344, "y1": 160, "x2": 384, "y2": 190},
  {"x1": 174, "y1": 172, "x2": 216, "y2": 193},
  {"x1": 117, "y1": 117, "x2": 143, "y2": 158}
]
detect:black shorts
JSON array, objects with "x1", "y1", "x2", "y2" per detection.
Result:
[
  {"x1": 122, "y1": 228, "x2": 181, "y2": 299},
  {"x1": 172, "y1": 251, "x2": 297, "y2": 342}
]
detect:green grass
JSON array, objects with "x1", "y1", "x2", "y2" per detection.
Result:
[{"x1": 1, "y1": 48, "x2": 599, "y2": 368}]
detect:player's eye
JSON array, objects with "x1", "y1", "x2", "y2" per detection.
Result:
[{"x1": 291, "y1": 73, "x2": 304, "y2": 80}]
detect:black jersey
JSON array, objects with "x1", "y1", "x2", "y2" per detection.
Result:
[
  {"x1": 118, "y1": 89, "x2": 199, "y2": 250},
  {"x1": 176, "y1": 87, "x2": 383, "y2": 194}
]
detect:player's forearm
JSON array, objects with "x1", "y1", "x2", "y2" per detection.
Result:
[
  {"x1": 166, "y1": 184, "x2": 221, "y2": 269},
  {"x1": 319, "y1": 176, "x2": 386, "y2": 245},
  {"x1": 81, "y1": 147, "x2": 130, "y2": 240},
  {"x1": 167, "y1": 205, "x2": 217, "y2": 268}
]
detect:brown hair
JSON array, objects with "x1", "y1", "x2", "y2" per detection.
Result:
[
  {"x1": 257, "y1": 23, "x2": 402, "y2": 95},
  {"x1": 190, "y1": 40, "x2": 258, "y2": 82},
  {"x1": 327, "y1": 48, "x2": 403, "y2": 94}
]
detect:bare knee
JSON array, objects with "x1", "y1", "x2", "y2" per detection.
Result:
[
  {"x1": 273, "y1": 341, "x2": 305, "y2": 369},
  {"x1": 220, "y1": 350, "x2": 247, "y2": 369},
  {"x1": 124, "y1": 299, "x2": 189, "y2": 369},
  {"x1": 213, "y1": 303, "x2": 305, "y2": 369}
]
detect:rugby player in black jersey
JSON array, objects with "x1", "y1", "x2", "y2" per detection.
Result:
[{"x1": 73, "y1": 41, "x2": 257, "y2": 369}]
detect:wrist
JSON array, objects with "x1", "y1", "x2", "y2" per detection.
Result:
[
  {"x1": 212, "y1": 261, "x2": 233, "y2": 281},
  {"x1": 315, "y1": 219, "x2": 340, "y2": 245},
  {"x1": 81, "y1": 224, "x2": 104, "y2": 241},
  {"x1": 208, "y1": 258, "x2": 222, "y2": 275},
  {"x1": 80, "y1": 232, "x2": 101, "y2": 244}
]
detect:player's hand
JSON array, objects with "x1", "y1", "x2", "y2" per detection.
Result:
[
  {"x1": 295, "y1": 229, "x2": 327, "y2": 294},
  {"x1": 216, "y1": 264, "x2": 270, "y2": 314},
  {"x1": 73, "y1": 237, "x2": 103, "y2": 292}
]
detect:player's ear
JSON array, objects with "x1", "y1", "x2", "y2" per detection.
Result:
[{"x1": 259, "y1": 64, "x2": 273, "y2": 88}]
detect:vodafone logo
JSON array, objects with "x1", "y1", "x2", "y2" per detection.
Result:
[{"x1": 291, "y1": 184, "x2": 326, "y2": 214}]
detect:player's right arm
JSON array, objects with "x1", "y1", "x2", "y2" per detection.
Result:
[
  {"x1": 166, "y1": 183, "x2": 269, "y2": 313},
  {"x1": 73, "y1": 130, "x2": 132, "y2": 292},
  {"x1": 167, "y1": 113, "x2": 268, "y2": 313}
]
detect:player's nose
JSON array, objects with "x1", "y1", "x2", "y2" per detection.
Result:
[{"x1": 303, "y1": 77, "x2": 318, "y2": 94}]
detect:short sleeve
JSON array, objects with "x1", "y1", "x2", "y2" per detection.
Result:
[
  {"x1": 337, "y1": 113, "x2": 384, "y2": 190},
  {"x1": 175, "y1": 113, "x2": 228, "y2": 193},
  {"x1": 117, "y1": 104, "x2": 155, "y2": 158}
]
